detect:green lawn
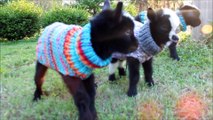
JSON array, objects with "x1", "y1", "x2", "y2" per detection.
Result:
[{"x1": 0, "y1": 37, "x2": 212, "y2": 120}]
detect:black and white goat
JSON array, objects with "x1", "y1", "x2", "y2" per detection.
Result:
[
  {"x1": 135, "y1": 4, "x2": 201, "y2": 61},
  {"x1": 109, "y1": 8, "x2": 181, "y2": 97}
]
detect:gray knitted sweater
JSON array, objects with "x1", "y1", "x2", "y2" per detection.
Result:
[{"x1": 112, "y1": 21, "x2": 161, "y2": 63}]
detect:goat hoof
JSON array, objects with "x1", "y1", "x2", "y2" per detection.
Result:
[
  {"x1": 33, "y1": 89, "x2": 43, "y2": 101},
  {"x1": 171, "y1": 56, "x2": 180, "y2": 61},
  {"x1": 33, "y1": 94, "x2": 41, "y2": 102},
  {"x1": 118, "y1": 68, "x2": 126, "y2": 76},
  {"x1": 147, "y1": 81, "x2": 155, "y2": 87},
  {"x1": 108, "y1": 74, "x2": 116, "y2": 81},
  {"x1": 127, "y1": 89, "x2": 137, "y2": 97}
]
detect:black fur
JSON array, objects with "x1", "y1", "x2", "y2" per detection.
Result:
[
  {"x1": 91, "y1": 5, "x2": 138, "y2": 59},
  {"x1": 169, "y1": 42, "x2": 180, "y2": 60},
  {"x1": 127, "y1": 8, "x2": 172, "y2": 96},
  {"x1": 147, "y1": 9, "x2": 172, "y2": 46},
  {"x1": 126, "y1": 57, "x2": 140, "y2": 97},
  {"x1": 33, "y1": 2, "x2": 138, "y2": 120},
  {"x1": 118, "y1": 67, "x2": 126, "y2": 76}
]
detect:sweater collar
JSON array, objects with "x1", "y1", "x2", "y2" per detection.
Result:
[
  {"x1": 176, "y1": 10, "x2": 187, "y2": 32},
  {"x1": 77, "y1": 23, "x2": 112, "y2": 68},
  {"x1": 139, "y1": 11, "x2": 148, "y2": 24},
  {"x1": 135, "y1": 22, "x2": 161, "y2": 55}
]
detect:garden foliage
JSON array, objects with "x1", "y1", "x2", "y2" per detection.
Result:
[
  {"x1": 111, "y1": 2, "x2": 138, "y2": 16},
  {"x1": 75, "y1": 0, "x2": 104, "y2": 15},
  {"x1": 0, "y1": 0, "x2": 42, "y2": 40},
  {"x1": 41, "y1": 7, "x2": 89, "y2": 28},
  {"x1": 124, "y1": 3, "x2": 138, "y2": 16}
]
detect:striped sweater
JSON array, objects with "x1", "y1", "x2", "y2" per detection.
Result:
[{"x1": 36, "y1": 22, "x2": 111, "y2": 79}]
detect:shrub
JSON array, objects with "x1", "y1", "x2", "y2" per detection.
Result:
[
  {"x1": 75, "y1": 0, "x2": 103, "y2": 15},
  {"x1": 111, "y1": 2, "x2": 138, "y2": 16},
  {"x1": 124, "y1": 3, "x2": 138, "y2": 16},
  {"x1": 0, "y1": 0, "x2": 11, "y2": 5},
  {"x1": 41, "y1": 7, "x2": 89, "y2": 28},
  {"x1": 178, "y1": 32, "x2": 191, "y2": 43},
  {"x1": 0, "y1": 0, "x2": 42, "y2": 40}
]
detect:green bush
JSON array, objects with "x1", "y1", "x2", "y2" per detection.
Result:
[
  {"x1": 75, "y1": 0, "x2": 103, "y2": 15},
  {"x1": 111, "y1": 2, "x2": 138, "y2": 17},
  {"x1": 124, "y1": 3, "x2": 138, "y2": 17},
  {"x1": 0, "y1": 0, "x2": 11, "y2": 5},
  {"x1": 0, "y1": 0, "x2": 42, "y2": 40},
  {"x1": 178, "y1": 32, "x2": 191, "y2": 43},
  {"x1": 41, "y1": 7, "x2": 89, "y2": 28}
]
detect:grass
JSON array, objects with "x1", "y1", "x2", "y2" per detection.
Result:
[{"x1": 0, "y1": 37, "x2": 212, "y2": 120}]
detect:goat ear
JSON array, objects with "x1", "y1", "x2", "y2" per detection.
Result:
[
  {"x1": 102, "y1": 0, "x2": 111, "y2": 10},
  {"x1": 147, "y1": 8, "x2": 156, "y2": 22},
  {"x1": 114, "y1": 2, "x2": 123, "y2": 22},
  {"x1": 179, "y1": 3, "x2": 184, "y2": 9}
]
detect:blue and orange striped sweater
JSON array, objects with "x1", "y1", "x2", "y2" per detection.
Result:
[{"x1": 36, "y1": 22, "x2": 111, "y2": 79}]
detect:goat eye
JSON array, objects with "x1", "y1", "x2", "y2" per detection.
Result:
[{"x1": 125, "y1": 30, "x2": 131, "y2": 35}]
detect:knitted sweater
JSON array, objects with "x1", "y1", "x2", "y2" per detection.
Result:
[
  {"x1": 112, "y1": 21, "x2": 161, "y2": 63},
  {"x1": 36, "y1": 22, "x2": 111, "y2": 79}
]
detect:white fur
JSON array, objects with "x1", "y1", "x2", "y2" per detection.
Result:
[
  {"x1": 165, "y1": 41, "x2": 173, "y2": 47},
  {"x1": 109, "y1": 62, "x2": 119, "y2": 75},
  {"x1": 163, "y1": 8, "x2": 180, "y2": 41},
  {"x1": 118, "y1": 60, "x2": 125, "y2": 68},
  {"x1": 123, "y1": 11, "x2": 134, "y2": 20},
  {"x1": 183, "y1": 4, "x2": 200, "y2": 12}
]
